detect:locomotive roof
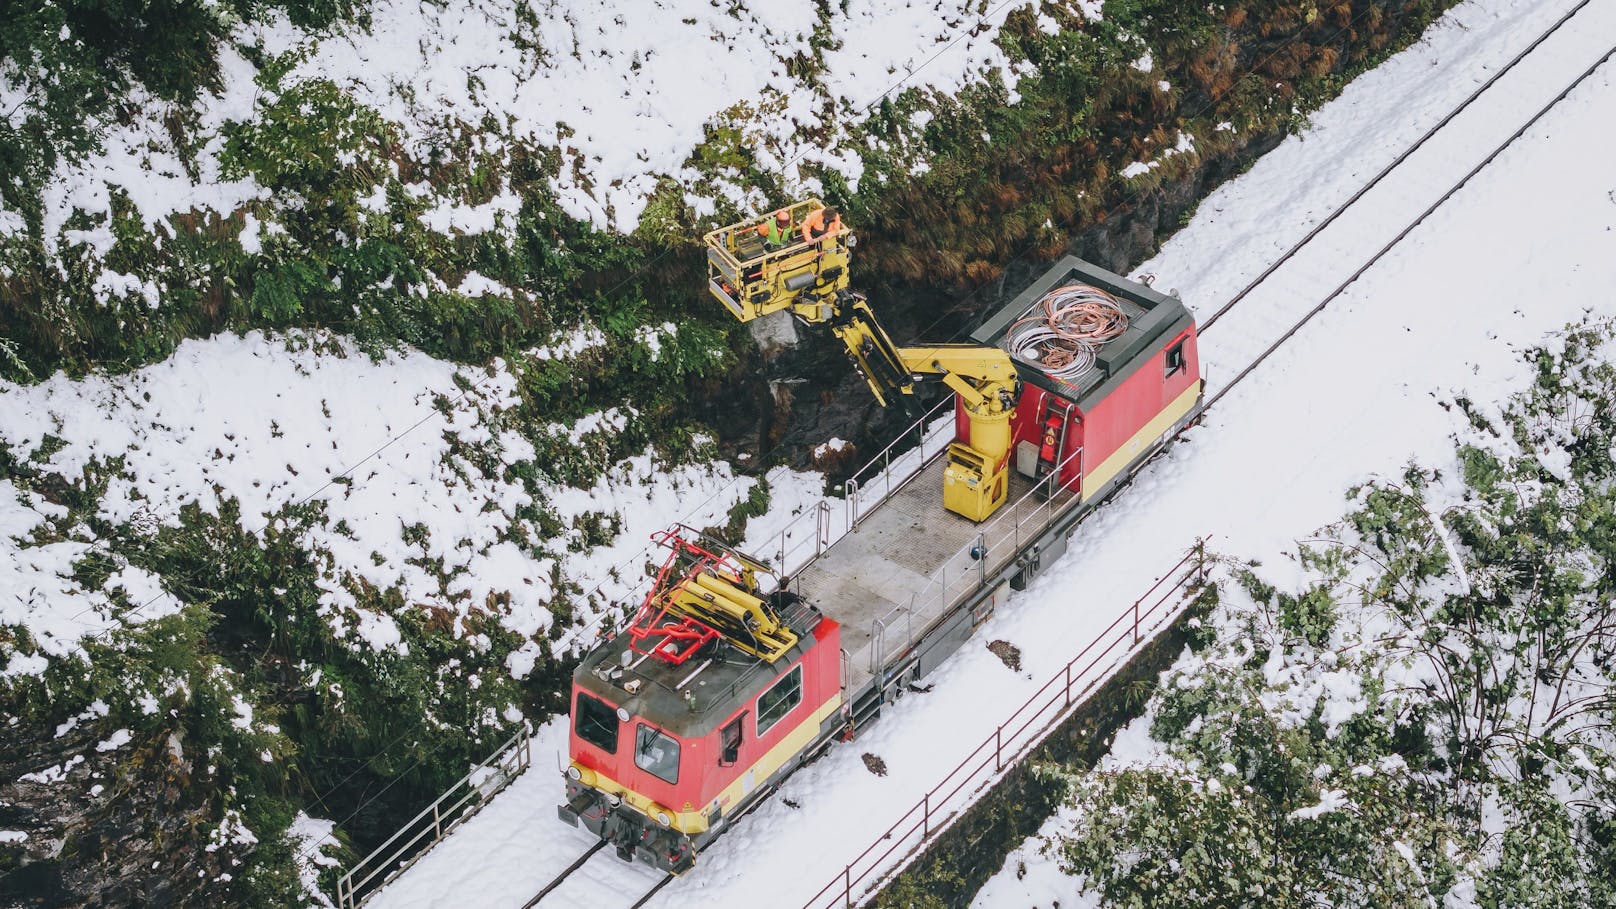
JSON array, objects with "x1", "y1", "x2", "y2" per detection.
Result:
[
  {"x1": 971, "y1": 255, "x2": 1195, "y2": 408},
  {"x1": 573, "y1": 596, "x2": 825, "y2": 739}
]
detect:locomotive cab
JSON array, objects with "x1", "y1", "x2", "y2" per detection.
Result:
[{"x1": 558, "y1": 530, "x2": 844, "y2": 873}]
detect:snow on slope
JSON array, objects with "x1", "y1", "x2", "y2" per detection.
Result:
[
  {"x1": 255, "y1": 0, "x2": 1050, "y2": 226},
  {"x1": 364, "y1": 0, "x2": 1616, "y2": 905},
  {"x1": 0, "y1": 331, "x2": 821, "y2": 674},
  {"x1": 16, "y1": 0, "x2": 1097, "y2": 242}
]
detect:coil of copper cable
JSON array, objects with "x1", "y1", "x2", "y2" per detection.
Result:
[{"x1": 1008, "y1": 284, "x2": 1129, "y2": 381}]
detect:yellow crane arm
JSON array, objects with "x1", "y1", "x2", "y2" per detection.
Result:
[
  {"x1": 814, "y1": 292, "x2": 1020, "y2": 522},
  {"x1": 813, "y1": 292, "x2": 1017, "y2": 417},
  {"x1": 702, "y1": 203, "x2": 1019, "y2": 521}
]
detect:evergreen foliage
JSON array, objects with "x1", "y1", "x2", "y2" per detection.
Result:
[
  {"x1": 1050, "y1": 320, "x2": 1616, "y2": 908},
  {"x1": 0, "y1": 439, "x2": 553, "y2": 904}
]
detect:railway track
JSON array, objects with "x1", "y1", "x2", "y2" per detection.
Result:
[
  {"x1": 519, "y1": 839, "x2": 673, "y2": 909},
  {"x1": 518, "y1": 840, "x2": 606, "y2": 908},
  {"x1": 1195, "y1": 0, "x2": 1616, "y2": 384},
  {"x1": 510, "y1": 8, "x2": 1616, "y2": 909}
]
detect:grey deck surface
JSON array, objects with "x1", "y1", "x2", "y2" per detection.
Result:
[{"x1": 795, "y1": 457, "x2": 1064, "y2": 694}]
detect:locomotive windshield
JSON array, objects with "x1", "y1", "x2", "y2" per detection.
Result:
[
  {"x1": 635, "y1": 724, "x2": 681, "y2": 784},
  {"x1": 576, "y1": 692, "x2": 619, "y2": 754}
]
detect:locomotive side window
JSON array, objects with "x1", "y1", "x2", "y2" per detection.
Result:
[
  {"x1": 756, "y1": 665, "x2": 803, "y2": 737},
  {"x1": 635, "y1": 723, "x2": 681, "y2": 784},
  {"x1": 1164, "y1": 339, "x2": 1186, "y2": 377},
  {"x1": 719, "y1": 715, "x2": 744, "y2": 767},
  {"x1": 575, "y1": 693, "x2": 619, "y2": 755}
]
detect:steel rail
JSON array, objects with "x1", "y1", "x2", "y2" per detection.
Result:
[
  {"x1": 1199, "y1": 0, "x2": 1598, "y2": 331},
  {"x1": 626, "y1": 873, "x2": 677, "y2": 908},
  {"x1": 1203, "y1": 41, "x2": 1616, "y2": 412},
  {"x1": 519, "y1": 840, "x2": 608, "y2": 909}
]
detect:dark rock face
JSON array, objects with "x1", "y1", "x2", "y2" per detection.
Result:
[{"x1": 0, "y1": 722, "x2": 239, "y2": 908}]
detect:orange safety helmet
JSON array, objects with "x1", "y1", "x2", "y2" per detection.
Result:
[{"x1": 774, "y1": 209, "x2": 791, "y2": 223}]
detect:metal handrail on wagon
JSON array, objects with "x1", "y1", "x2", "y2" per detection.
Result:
[
  {"x1": 869, "y1": 445, "x2": 1086, "y2": 674},
  {"x1": 806, "y1": 542, "x2": 1212, "y2": 909},
  {"x1": 767, "y1": 398, "x2": 958, "y2": 582}
]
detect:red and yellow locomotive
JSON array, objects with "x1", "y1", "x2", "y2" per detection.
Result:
[{"x1": 558, "y1": 530, "x2": 844, "y2": 872}]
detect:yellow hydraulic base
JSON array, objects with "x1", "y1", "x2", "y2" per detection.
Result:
[{"x1": 942, "y1": 443, "x2": 1009, "y2": 522}]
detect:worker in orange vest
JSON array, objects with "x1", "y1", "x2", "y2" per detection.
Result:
[
  {"x1": 801, "y1": 206, "x2": 842, "y2": 244},
  {"x1": 756, "y1": 209, "x2": 794, "y2": 249}
]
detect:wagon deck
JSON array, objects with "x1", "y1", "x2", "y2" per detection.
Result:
[{"x1": 794, "y1": 457, "x2": 1062, "y2": 698}]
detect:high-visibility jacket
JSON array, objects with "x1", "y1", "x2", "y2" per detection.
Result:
[
  {"x1": 801, "y1": 208, "x2": 842, "y2": 242},
  {"x1": 757, "y1": 217, "x2": 792, "y2": 247}
]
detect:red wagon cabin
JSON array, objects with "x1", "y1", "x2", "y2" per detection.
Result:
[{"x1": 969, "y1": 257, "x2": 1202, "y2": 513}]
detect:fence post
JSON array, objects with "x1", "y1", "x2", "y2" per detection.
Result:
[
  {"x1": 995, "y1": 726, "x2": 1002, "y2": 772},
  {"x1": 1064, "y1": 662, "x2": 1071, "y2": 707},
  {"x1": 1132, "y1": 598, "x2": 1140, "y2": 645},
  {"x1": 923, "y1": 792, "x2": 930, "y2": 840},
  {"x1": 845, "y1": 864, "x2": 853, "y2": 909}
]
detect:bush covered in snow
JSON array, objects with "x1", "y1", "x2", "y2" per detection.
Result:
[{"x1": 1046, "y1": 320, "x2": 1616, "y2": 907}]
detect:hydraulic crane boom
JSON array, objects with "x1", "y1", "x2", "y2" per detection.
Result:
[{"x1": 703, "y1": 201, "x2": 1018, "y2": 521}]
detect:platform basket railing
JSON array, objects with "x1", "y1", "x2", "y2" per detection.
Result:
[
  {"x1": 805, "y1": 541, "x2": 1212, "y2": 909},
  {"x1": 335, "y1": 722, "x2": 533, "y2": 909}
]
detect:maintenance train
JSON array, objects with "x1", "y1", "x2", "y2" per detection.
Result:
[{"x1": 557, "y1": 201, "x2": 1202, "y2": 872}]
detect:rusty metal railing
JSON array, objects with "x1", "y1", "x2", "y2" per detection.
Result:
[{"x1": 802, "y1": 542, "x2": 1211, "y2": 909}]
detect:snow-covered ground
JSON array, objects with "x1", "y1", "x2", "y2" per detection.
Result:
[
  {"x1": 252, "y1": 0, "x2": 1061, "y2": 227},
  {"x1": 363, "y1": 0, "x2": 1616, "y2": 905},
  {"x1": 12, "y1": 0, "x2": 1104, "y2": 244},
  {"x1": 0, "y1": 331, "x2": 828, "y2": 675}
]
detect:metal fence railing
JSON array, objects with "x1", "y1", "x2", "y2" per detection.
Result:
[
  {"x1": 802, "y1": 542, "x2": 1211, "y2": 909},
  {"x1": 336, "y1": 722, "x2": 533, "y2": 909},
  {"x1": 764, "y1": 398, "x2": 959, "y2": 583}
]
